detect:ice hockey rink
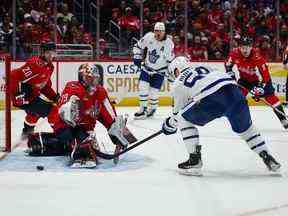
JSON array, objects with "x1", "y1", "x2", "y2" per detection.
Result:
[{"x1": 0, "y1": 106, "x2": 288, "y2": 216}]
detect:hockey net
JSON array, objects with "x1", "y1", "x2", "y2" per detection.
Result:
[{"x1": 0, "y1": 54, "x2": 11, "y2": 152}]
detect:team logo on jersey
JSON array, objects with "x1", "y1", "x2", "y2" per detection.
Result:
[
  {"x1": 148, "y1": 49, "x2": 160, "y2": 64},
  {"x1": 160, "y1": 46, "x2": 164, "y2": 52}
]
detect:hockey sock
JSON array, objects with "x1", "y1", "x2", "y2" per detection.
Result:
[
  {"x1": 239, "y1": 124, "x2": 268, "y2": 154},
  {"x1": 179, "y1": 121, "x2": 199, "y2": 154},
  {"x1": 138, "y1": 80, "x2": 149, "y2": 110},
  {"x1": 149, "y1": 87, "x2": 159, "y2": 111}
]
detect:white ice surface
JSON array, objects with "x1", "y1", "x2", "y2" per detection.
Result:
[{"x1": 1, "y1": 107, "x2": 288, "y2": 216}]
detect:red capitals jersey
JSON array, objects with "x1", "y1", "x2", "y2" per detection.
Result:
[
  {"x1": 225, "y1": 47, "x2": 270, "y2": 84},
  {"x1": 55, "y1": 81, "x2": 116, "y2": 132},
  {"x1": 10, "y1": 56, "x2": 57, "y2": 103}
]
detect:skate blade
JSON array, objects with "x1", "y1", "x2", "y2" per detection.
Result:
[
  {"x1": 70, "y1": 161, "x2": 97, "y2": 169},
  {"x1": 178, "y1": 168, "x2": 203, "y2": 176},
  {"x1": 269, "y1": 164, "x2": 282, "y2": 174},
  {"x1": 133, "y1": 116, "x2": 147, "y2": 120}
]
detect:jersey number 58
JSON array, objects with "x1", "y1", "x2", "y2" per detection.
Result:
[{"x1": 184, "y1": 66, "x2": 210, "y2": 88}]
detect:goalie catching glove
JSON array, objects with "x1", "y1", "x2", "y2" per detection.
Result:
[{"x1": 59, "y1": 95, "x2": 80, "y2": 127}]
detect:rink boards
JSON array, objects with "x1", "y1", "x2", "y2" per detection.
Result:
[{"x1": 0, "y1": 61, "x2": 287, "y2": 108}]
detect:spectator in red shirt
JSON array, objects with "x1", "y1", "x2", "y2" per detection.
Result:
[
  {"x1": 173, "y1": 35, "x2": 185, "y2": 56},
  {"x1": 188, "y1": 35, "x2": 208, "y2": 61}
]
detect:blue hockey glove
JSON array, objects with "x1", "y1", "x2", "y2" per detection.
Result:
[
  {"x1": 251, "y1": 84, "x2": 265, "y2": 102},
  {"x1": 162, "y1": 117, "x2": 177, "y2": 135},
  {"x1": 133, "y1": 58, "x2": 142, "y2": 68}
]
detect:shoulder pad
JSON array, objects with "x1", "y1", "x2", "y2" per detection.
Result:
[{"x1": 27, "y1": 56, "x2": 45, "y2": 67}]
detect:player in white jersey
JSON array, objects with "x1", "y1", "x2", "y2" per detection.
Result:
[
  {"x1": 162, "y1": 56, "x2": 281, "y2": 176},
  {"x1": 133, "y1": 22, "x2": 174, "y2": 119}
]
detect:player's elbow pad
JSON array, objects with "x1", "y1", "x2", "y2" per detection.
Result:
[{"x1": 133, "y1": 46, "x2": 143, "y2": 60}]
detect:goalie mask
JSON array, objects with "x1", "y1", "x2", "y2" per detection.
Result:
[
  {"x1": 78, "y1": 63, "x2": 101, "y2": 93},
  {"x1": 168, "y1": 56, "x2": 190, "y2": 82}
]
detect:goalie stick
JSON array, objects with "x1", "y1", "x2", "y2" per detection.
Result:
[{"x1": 95, "y1": 130, "x2": 162, "y2": 160}]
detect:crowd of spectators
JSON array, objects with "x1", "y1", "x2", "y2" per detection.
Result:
[
  {"x1": 1, "y1": 0, "x2": 288, "y2": 61},
  {"x1": 0, "y1": 0, "x2": 97, "y2": 58},
  {"x1": 108, "y1": 0, "x2": 288, "y2": 61}
]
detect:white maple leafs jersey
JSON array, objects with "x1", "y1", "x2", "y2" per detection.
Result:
[
  {"x1": 172, "y1": 66, "x2": 236, "y2": 114},
  {"x1": 133, "y1": 32, "x2": 174, "y2": 74}
]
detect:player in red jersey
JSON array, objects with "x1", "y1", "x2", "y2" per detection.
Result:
[
  {"x1": 225, "y1": 37, "x2": 288, "y2": 129},
  {"x1": 10, "y1": 42, "x2": 59, "y2": 138},
  {"x1": 27, "y1": 63, "x2": 136, "y2": 168}
]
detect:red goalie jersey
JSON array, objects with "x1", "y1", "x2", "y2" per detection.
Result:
[
  {"x1": 10, "y1": 56, "x2": 57, "y2": 104},
  {"x1": 55, "y1": 81, "x2": 116, "y2": 132},
  {"x1": 225, "y1": 47, "x2": 271, "y2": 84}
]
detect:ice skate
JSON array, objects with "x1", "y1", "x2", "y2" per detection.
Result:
[
  {"x1": 259, "y1": 150, "x2": 281, "y2": 172},
  {"x1": 147, "y1": 108, "x2": 156, "y2": 118},
  {"x1": 134, "y1": 107, "x2": 147, "y2": 120},
  {"x1": 178, "y1": 146, "x2": 203, "y2": 176},
  {"x1": 281, "y1": 119, "x2": 288, "y2": 129}
]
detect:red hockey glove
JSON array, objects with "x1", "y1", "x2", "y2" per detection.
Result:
[
  {"x1": 250, "y1": 85, "x2": 265, "y2": 102},
  {"x1": 13, "y1": 93, "x2": 29, "y2": 107}
]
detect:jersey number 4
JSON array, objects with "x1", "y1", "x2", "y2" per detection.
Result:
[{"x1": 184, "y1": 66, "x2": 210, "y2": 88}]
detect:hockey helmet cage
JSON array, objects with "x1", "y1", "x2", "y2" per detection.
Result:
[{"x1": 78, "y1": 63, "x2": 101, "y2": 91}]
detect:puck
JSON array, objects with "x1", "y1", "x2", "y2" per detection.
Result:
[{"x1": 36, "y1": 165, "x2": 44, "y2": 171}]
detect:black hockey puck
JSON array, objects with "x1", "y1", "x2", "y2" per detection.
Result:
[{"x1": 36, "y1": 165, "x2": 44, "y2": 171}]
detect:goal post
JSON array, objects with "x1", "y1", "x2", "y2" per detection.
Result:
[{"x1": 0, "y1": 54, "x2": 11, "y2": 152}]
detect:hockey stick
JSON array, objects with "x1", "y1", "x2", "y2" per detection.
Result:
[
  {"x1": 95, "y1": 130, "x2": 162, "y2": 160},
  {"x1": 258, "y1": 97, "x2": 288, "y2": 119},
  {"x1": 238, "y1": 84, "x2": 288, "y2": 119}
]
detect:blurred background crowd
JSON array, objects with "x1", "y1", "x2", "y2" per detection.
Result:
[{"x1": 0, "y1": 0, "x2": 288, "y2": 61}]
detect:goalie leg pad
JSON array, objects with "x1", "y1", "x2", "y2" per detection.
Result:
[
  {"x1": 27, "y1": 132, "x2": 68, "y2": 156},
  {"x1": 108, "y1": 115, "x2": 136, "y2": 147},
  {"x1": 70, "y1": 137, "x2": 98, "y2": 168}
]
